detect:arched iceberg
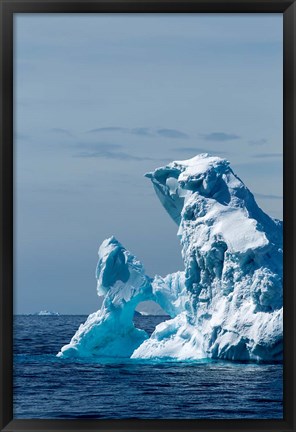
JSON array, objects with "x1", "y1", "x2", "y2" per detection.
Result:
[{"x1": 58, "y1": 154, "x2": 282, "y2": 362}]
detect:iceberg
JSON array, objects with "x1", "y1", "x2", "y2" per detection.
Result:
[
  {"x1": 58, "y1": 154, "x2": 282, "y2": 362},
  {"x1": 37, "y1": 310, "x2": 60, "y2": 316}
]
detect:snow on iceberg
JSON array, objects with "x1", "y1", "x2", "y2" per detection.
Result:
[{"x1": 58, "y1": 154, "x2": 283, "y2": 362}]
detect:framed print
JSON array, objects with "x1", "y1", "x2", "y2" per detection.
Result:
[{"x1": 0, "y1": 0, "x2": 295, "y2": 431}]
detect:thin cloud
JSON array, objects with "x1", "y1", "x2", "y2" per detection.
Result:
[
  {"x1": 73, "y1": 142, "x2": 159, "y2": 161},
  {"x1": 252, "y1": 153, "x2": 283, "y2": 158},
  {"x1": 88, "y1": 127, "x2": 128, "y2": 134},
  {"x1": 75, "y1": 151, "x2": 161, "y2": 161},
  {"x1": 202, "y1": 132, "x2": 240, "y2": 141},
  {"x1": 131, "y1": 128, "x2": 154, "y2": 137},
  {"x1": 255, "y1": 193, "x2": 282, "y2": 200},
  {"x1": 75, "y1": 142, "x2": 122, "y2": 151},
  {"x1": 172, "y1": 147, "x2": 228, "y2": 156},
  {"x1": 248, "y1": 138, "x2": 267, "y2": 146},
  {"x1": 50, "y1": 128, "x2": 73, "y2": 136},
  {"x1": 157, "y1": 129, "x2": 189, "y2": 139},
  {"x1": 87, "y1": 126, "x2": 189, "y2": 139},
  {"x1": 76, "y1": 150, "x2": 146, "y2": 160}
]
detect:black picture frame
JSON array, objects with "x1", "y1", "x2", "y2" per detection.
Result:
[{"x1": 0, "y1": 1, "x2": 295, "y2": 431}]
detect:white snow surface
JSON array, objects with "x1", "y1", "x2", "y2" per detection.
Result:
[{"x1": 58, "y1": 154, "x2": 283, "y2": 362}]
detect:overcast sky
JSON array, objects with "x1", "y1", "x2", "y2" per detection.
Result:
[{"x1": 14, "y1": 13, "x2": 283, "y2": 314}]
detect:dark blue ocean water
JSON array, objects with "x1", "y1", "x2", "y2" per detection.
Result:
[{"x1": 14, "y1": 315, "x2": 283, "y2": 419}]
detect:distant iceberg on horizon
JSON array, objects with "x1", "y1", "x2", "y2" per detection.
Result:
[
  {"x1": 58, "y1": 154, "x2": 283, "y2": 362},
  {"x1": 37, "y1": 310, "x2": 60, "y2": 316}
]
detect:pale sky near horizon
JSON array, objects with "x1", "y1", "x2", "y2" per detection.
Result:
[{"x1": 14, "y1": 13, "x2": 283, "y2": 314}]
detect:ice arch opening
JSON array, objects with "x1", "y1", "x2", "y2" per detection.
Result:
[
  {"x1": 134, "y1": 301, "x2": 171, "y2": 336},
  {"x1": 135, "y1": 300, "x2": 169, "y2": 317}
]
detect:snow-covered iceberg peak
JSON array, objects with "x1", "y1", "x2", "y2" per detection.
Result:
[
  {"x1": 145, "y1": 154, "x2": 281, "y2": 247},
  {"x1": 58, "y1": 154, "x2": 282, "y2": 362}
]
